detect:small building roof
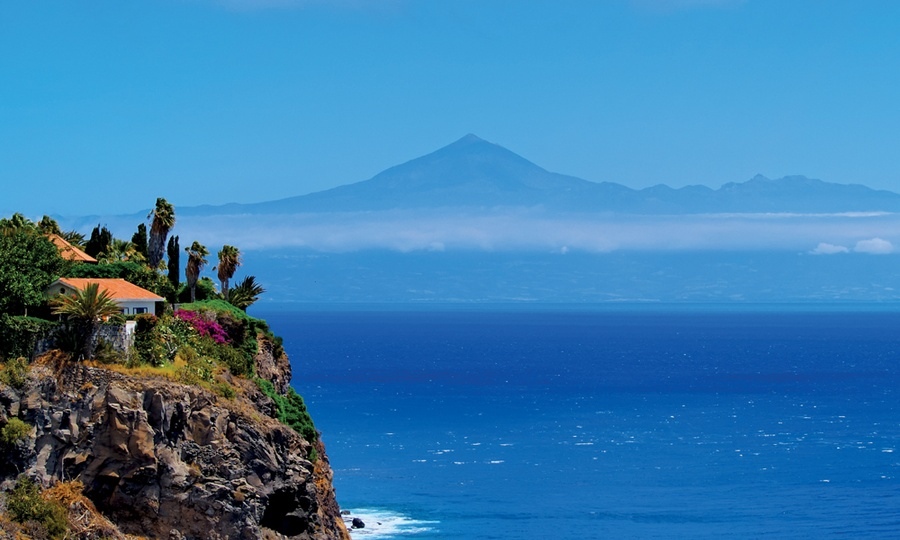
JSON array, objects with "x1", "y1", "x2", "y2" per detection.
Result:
[
  {"x1": 52, "y1": 278, "x2": 165, "y2": 302},
  {"x1": 46, "y1": 234, "x2": 98, "y2": 264}
]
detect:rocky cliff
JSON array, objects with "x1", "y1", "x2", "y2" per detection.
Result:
[{"x1": 0, "y1": 344, "x2": 350, "y2": 540}]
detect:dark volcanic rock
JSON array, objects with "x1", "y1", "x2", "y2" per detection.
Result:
[
  {"x1": 0, "y1": 353, "x2": 349, "y2": 540},
  {"x1": 254, "y1": 337, "x2": 292, "y2": 395},
  {"x1": 351, "y1": 518, "x2": 365, "y2": 529}
]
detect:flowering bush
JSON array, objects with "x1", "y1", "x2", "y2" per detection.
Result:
[{"x1": 174, "y1": 309, "x2": 230, "y2": 345}]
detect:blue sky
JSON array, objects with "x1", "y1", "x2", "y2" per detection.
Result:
[{"x1": 3, "y1": 0, "x2": 900, "y2": 217}]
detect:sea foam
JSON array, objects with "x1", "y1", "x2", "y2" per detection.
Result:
[{"x1": 343, "y1": 508, "x2": 438, "y2": 538}]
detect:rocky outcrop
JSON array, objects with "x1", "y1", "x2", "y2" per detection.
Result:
[
  {"x1": 254, "y1": 339, "x2": 292, "y2": 396},
  {"x1": 0, "y1": 353, "x2": 350, "y2": 540}
]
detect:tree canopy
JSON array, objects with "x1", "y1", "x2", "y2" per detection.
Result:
[
  {"x1": 167, "y1": 235, "x2": 180, "y2": 290},
  {"x1": 84, "y1": 225, "x2": 113, "y2": 259},
  {"x1": 131, "y1": 223, "x2": 149, "y2": 259},
  {"x1": 0, "y1": 227, "x2": 69, "y2": 315}
]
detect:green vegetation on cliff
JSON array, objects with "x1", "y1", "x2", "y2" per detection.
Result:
[
  {"x1": 5, "y1": 477, "x2": 68, "y2": 540},
  {"x1": 256, "y1": 378, "x2": 318, "y2": 443}
]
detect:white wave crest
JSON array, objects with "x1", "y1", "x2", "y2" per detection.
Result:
[{"x1": 344, "y1": 508, "x2": 438, "y2": 538}]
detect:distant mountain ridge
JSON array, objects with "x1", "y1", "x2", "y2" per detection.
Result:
[
  {"x1": 184, "y1": 134, "x2": 900, "y2": 215},
  {"x1": 54, "y1": 134, "x2": 900, "y2": 305}
]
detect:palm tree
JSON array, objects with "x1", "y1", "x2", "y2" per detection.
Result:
[
  {"x1": 215, "y1": 245, "x2": 241, "y2": 297},
  {"x1": 226, "y1": 275, "x2": 265, "y2": 311},
  {"x1": 147, "y1": 198, "x2": 175, "y2": 269},
  {"x1": 61, "y1": 230, "x2": 87, "y2": 248},
  {"x1": 184, "y1": 241, "x2": 209, "y2": 303},
  {"x1": 37, "y1": 215, "x2": 62, "y2": 235},
  {"x1": 98, "y1": 239, "x2": 145, "y2": 263},
  {"x1": 0, "y1": 213, "x2": 35, "y2": 235},
  {"x1": 51, "y1": 282, "x2": 123, "y2": 360}
]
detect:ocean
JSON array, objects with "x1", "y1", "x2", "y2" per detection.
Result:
[{"x1": 258, "y1": 308, "x2": 900, "y2": 539}]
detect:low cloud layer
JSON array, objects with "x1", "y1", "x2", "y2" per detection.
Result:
[
  {"x1": 106, "y1": 209, "x2": 900, "y2": 255},
  {"x1": 810, "y1": 238, "x2": 895, "y2": 255},
  {"x1": 811, "y1": 243, "x2": 850, "y2": 255},
  {"x1": 854, "y1": 237, "x2": 894, "y2": 254}
]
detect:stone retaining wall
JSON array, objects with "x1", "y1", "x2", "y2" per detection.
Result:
[{"x1": 34, "y1": 323, "x2": 134, "y2": 358}]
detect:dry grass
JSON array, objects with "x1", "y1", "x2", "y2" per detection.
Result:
[
  {"x1": 43, "y1": 480, "x2": 143, "y2": 540},
  {"x1": 82, "y1": 359, "x2": 182, "y2": 381},
  {"x1": 0, "y1": 479, "x2": 145, "y2": 540},
  {"x1": 30, "y1": 350, "x2": 71, "y2": 369},
  {"x1": 0, "y1": 511, "x2": 22, "y2": 539}
]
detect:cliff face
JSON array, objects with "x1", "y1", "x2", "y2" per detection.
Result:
[{"x1": 0, "y1": 347, "x2": 350, "y2": 540}]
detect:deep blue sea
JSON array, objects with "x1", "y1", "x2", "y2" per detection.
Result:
[{"x1": 259, "y1": 309, "x2": 900, "y2": 539}]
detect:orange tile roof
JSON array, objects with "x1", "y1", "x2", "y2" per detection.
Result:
[
  {"x1": 55, "y1": 278, "x2": 165, "y2": 302},
  {"x1": 46, "y1": 234, "x2": 98, "y2": 263}
]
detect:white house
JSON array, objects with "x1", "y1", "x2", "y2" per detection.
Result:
[{"x1": 46, "y1": 278, "x2": 164, "y2": 316}]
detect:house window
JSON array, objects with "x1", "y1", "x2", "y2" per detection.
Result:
[
  {"x1": 60, "y1": 287, "x2": 65, "y2": 295},
  {"x1": 134, "y1": 307, "x2": 148, "y2": 314}
]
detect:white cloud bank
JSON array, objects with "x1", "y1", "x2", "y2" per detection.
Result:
[
  {"x1": 854, "y1": 237, "x2": 894, "y2": 254},
  {"x1": 139, "y1": 209, "x2": 900, "y2": 254},
  {"x1": 811, "y1": 243, "x2": 849, "y2": 255}
]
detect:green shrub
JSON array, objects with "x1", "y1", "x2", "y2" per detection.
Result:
[
  {"x1": 178, "y1": 301, "x2": 278, "y2": 377},
  {"x1": 179, "y1": 299, "x2": 252, "y2": 321},
  {"x1": 133, "y1": 299, "x2": 288, "y2": 396},
  {"x1": 134, "y1": 314, "x2": 162, "y2": 366},
  {"x1": 177, "y1": 277, "x2": 218, "y2": 303},
  {"x1": 5, "y1": 477, "x2": 68, "y2": 540},
  {"x1": 0, "y1": 314, "x2": 56, "y2": 361},
  {"x1": 1, "y1": 418, "x2": 30, "y2": 445},
  {"x1": 50, "y1": 323, "x2": 81, "y2": 357},
  {"x1": 92, "y1": 338, "x2": 121, "y2": 364},
  {"x1": 0, "y1": 357, "x2": 28, "y2": 389},
  {"x1": 175, "y1": 345, "x2": 214, "y2": 385},
  {"x1": 213, "y1": 343, "x2": 254, "y2": 377},
  {"x1": 255, "y1": 378, "x2": 317, "y2": 443},
  {"x1": 283, "y1": 388, "x2": 317, "y2": 443},
  {"x1": 212, "y1": 381, "x2": 236, "y2": 399},
  {"x1": 134, "y1": 311, "x2": 205, "y2": 368}
]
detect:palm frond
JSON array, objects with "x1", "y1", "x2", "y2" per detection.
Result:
[{"x1": 225, "y1": 275, "x2": 265, "y2": 311}]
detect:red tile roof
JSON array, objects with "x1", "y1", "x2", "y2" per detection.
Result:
[
  {"x1": 46, "y1": 234, "x2": 98, "y2": 264},
  {"x1": 55, "y1": 278, "x2": 164, "y2": 302}
]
